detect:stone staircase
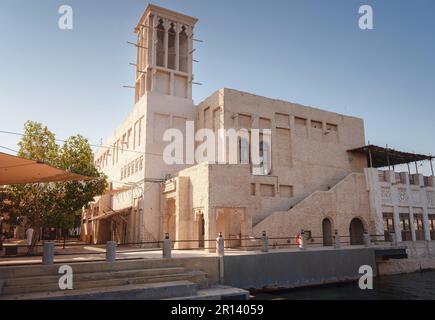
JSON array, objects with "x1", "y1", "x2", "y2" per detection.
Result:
[
  {"x1": 252, "y1": 172, "x2": 366, "y2": 237},
  {"x1": 0, "y1": 259, "x2": 209, "y2": 300},
  {"x1": 252, "y1": 172, "x2": 349, "y2": 229}
]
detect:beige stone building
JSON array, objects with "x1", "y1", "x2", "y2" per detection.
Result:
[{"x1": 81, "y1": 4, "x2": 435, "y2": 250}]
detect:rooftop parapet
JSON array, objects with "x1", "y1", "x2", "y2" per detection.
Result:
[{"x1": 377, "y1": 170, "x2": 434, "y2": 188}]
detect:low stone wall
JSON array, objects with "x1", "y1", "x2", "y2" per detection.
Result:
[
  {"x1": 377, "y1": 258, "x2": 435, "y2": 275},
  {"x1": 404, "y1": 241, "x2": 435, "y2": 259},
  {"x1": 377, "y1": 241, "x2": 435, "y2": 275},
  {"x1": 222, "y1": 247, "x2": 376, "y2": 290}
]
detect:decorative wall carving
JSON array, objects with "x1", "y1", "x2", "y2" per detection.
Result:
[
  {"x1": 381, "y1": 187, "x2": 392, "y2": 202},
  {"x1": 398, "y1": 188, "x2": 408, "y2": 203}
]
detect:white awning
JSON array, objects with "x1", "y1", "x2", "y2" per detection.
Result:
[
  {"x1": 91, "y1": 207, "x2": 132, "y2": 221},
  {"x1": 0, "y1": 152, "x2": 91, "y2": 185}
]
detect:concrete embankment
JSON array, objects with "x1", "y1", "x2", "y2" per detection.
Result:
[
  {"x1": 222, "y1": 247, "x2": 377, "y2": 290},
  {"x1": 4, "y1": 243, "x2": 435, "y2": 298},
  {"x1": 0, "y1": 247, "x2": 381, "y2": 298},
  {"x1": 377, "y1": 241, "x2": 435, "y2": 276},
  {"x1": 377, "y1": 258, "x2": 435, "y2": 275}
]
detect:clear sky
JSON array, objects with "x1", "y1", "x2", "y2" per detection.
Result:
[{"x1": 0, "y1": 0, "x2": 434, "y2": 173}]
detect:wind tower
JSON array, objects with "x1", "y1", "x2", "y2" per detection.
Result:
[
  {"x1": 133, "y1": 4, "x2": 198, "y2": 102},
  {"x1": 126, "y1": 5, "x2": 199, "y2": 244}
]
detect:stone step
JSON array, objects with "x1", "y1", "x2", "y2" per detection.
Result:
[
  {"x1": 0, "y1": 259, "x2": 183, "y2": 279},
  {"x1": 4, "y1": 267, "x2": 186, "y2": 287},
  {"x1": 1, "y1": 280, "x2": 199, "y2": 300},
  {"x1": 2, "y1": 270, "x2": 208, "y2": 296},
  {"x1": 166, "y1": 285, "x2": 250, "y2": 300}
]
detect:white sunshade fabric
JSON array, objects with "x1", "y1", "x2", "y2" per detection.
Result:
[
  {"x1": 0, "y1": 152, "x2": 91, "y2": 185},
  {"x1": 91, "y1": 207, "x2": 132, "y2": 221}
]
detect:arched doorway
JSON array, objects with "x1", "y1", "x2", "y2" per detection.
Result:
[
  {"x1": 322, "y1": 218, "x2": 333, "y2": 246},
  {"x1": 349, "y1": 218, "x2": 365, "y2": 245}
]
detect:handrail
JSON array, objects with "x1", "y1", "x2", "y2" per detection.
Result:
[{"x1": 0, "y1": 232, "x2": 390, "y2": 262}]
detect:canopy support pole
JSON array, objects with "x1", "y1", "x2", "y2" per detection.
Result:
[
  {"x1": 368, "y1": 147, "x2": 373, "y2": 168},
  {"x1": 386, "y1": 145, "x2": 391, "y2": 170},
  {"x1": 430, "y1": 158, "x2": 434, "y2": 177}
]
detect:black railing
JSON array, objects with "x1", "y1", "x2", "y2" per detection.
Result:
[{"x1": 0, "y1": 233, "x2": 390, "y2": 262}]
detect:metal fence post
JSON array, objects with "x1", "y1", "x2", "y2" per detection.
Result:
[
  {"x1": 106, "y1": 241, "x2": 116, "y2": 262},
  {"x1": 334, "y1": 230, "x2": 341, "y2": 249},
  {"x1": 363, "y1": 232, "x2": 371, "y2": 247},
  {"x1": 163, "y1": 233, "x2": 172, "y2": 259},
  {"x1": 216, "y1": 232, "x2": 225, "y2": 284},
  {"x1": 261, "y1": 230, "x2": 269, "y2": 252},
  {"x1": 299, "y1": 229, "x2": 306, "y2": 250},
  {"x1": 216, "y1": 232, "x2": 225, "y2": 257},
  {"x1": 42, "y1": 242, "x2": 54, "y2": 265}
]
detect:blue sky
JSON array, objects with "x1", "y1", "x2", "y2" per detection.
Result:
[{"x1": 0, "y1": 0, "x2": 434, "y2": 173}]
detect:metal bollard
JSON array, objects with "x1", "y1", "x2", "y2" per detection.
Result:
[
  {"x1": 260, "y1": 230, "x2": 269, "y2": 253},
  {"x1": 163, "y1": 233, "x2": 172, "y2": 259},
  {"x1": 106, "y1": 241, "x2": 116, "y2": 262},
  {"x1": 216, "y1": 232, "x2": 225, "y2": 257},
  {"x1": 299, "y1": 229, "x2": 306, "y2": 250},
  {"x1": 334, "y1": 230, "x2": 341, "y2": 249},
  {"x1": 363, "y1": 232, "x2": 371, "y2": 247},
  {"x1": 42, "y1": 242, "x2": 54, "y2": 265}
]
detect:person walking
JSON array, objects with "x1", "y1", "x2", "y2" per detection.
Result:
[
  {"x1": 0, "y1": 232, "x2": 5, "y2": 251},
  {"x1": 25, "y1": 226, "x2": 34, "y2": 255}
]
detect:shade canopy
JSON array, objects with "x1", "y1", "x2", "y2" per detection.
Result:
[
  {"x1": 91, "y1": 207, "x2": 132, "y2": 221},
  {"x1": 348, "y1": 145, "x2": 433, "y2": 168},
  {"x1": 0, "y1": 152, "x2": 91, "y2": 185}
]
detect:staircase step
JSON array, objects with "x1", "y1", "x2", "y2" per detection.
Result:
[
  {"x1": 0, "y1": 259, "x2": 182, "y2": 279},
  {"x1": 2, "y1": 270, "x2": 208, "y2": 296},
  {"x1": 166, "y1": 285, "x2": 250, "y2": 300},
  {"x1": 4, "y1": 267, "x2": 185, "y2": 287},
  {"x1": 1, "y1": 280, "x2": 199, "y2": 300}
]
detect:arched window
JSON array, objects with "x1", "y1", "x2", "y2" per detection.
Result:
[
  {"x1": 156, "y1": 19, "x2": 165, "y2": 67},
  {"x1": 168, "y1": 23, "x2": 176, "y2": 70},
  {"x1": 179, "y1": 26, "x2": 188, "y2": 72}
]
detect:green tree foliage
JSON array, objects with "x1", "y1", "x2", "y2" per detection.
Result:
[{"x1": 3, "y1": 121, "x2": 107, "y2": 241}]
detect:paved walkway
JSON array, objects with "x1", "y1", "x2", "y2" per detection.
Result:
[{"x1": 0, "y1": 242, "x2": 391, "y2": 266}]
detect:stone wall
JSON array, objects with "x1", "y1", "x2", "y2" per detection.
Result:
[
  {"x1": 366, "y1": 167, "x2": 435, "y2": 242},
  {"x1": 377, "y1": 241, "x2": 435, "y2": 275},
  {"x1": 220, "y1": 88, "x2": 367, "y2": 228},
  {"x1": 253, "y1": 172, "x2": 372, "y2": 240}
]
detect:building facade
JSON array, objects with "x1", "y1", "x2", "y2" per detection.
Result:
[{"x1": 81, "y1": 4, "x2": 435, "y2": 250}]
